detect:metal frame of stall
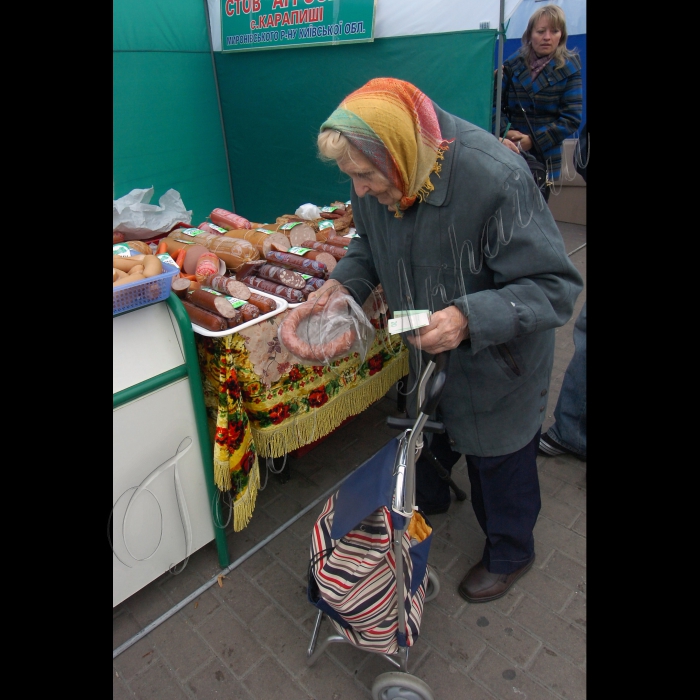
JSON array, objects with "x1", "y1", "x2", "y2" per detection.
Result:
[{"x1": 113, "y1": 293, "x2": 230, "y2": 570}]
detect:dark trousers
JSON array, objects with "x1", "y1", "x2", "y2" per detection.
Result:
[{"x1": 416, "y1": 429, "x2": 542, "y2": 575}]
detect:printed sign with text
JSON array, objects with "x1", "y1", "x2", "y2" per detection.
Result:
[{"x1": 221, "y1": 0, "x2": 375, "y2": 53}]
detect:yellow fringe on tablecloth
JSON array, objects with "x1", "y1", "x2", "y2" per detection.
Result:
[
  {"x1": 233, "y1": 456, "x2": 260, "y2": 532},
  {"x1": 213, "y1": 429, "x2": 256, "y2": 491},
  {"x1": 251, "y1": 351, "x2": 409, "y2": 458}
]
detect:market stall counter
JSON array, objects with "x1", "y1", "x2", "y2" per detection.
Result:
[
  {"x1": 112, "y1": 294, "x2": 231, "y2": 607},
  {"x1": 114, "y1": 201, "x2": 409, "y2": 536},
  {"x1": 193, "y1": 287, "x2": 409, "y2": 532}
]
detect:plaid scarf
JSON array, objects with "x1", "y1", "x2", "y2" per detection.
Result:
[
  {"x1": 529, "y1": 53, "x2": 553, "y2": 81},
  {"x1": 320, "y1": 78, "x2": 452, "y2": 216}
]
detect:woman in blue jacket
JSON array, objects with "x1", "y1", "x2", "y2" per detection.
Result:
[{"x1": 499, "y1": 4, "x2": 582, "y2": 187}]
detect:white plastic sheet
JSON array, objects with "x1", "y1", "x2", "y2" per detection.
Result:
[
  {"x1": 113, "y1": 187, "x2": 193, "y2": 240},
  {"x1": 295, "y1": 202, "x2": 322, "y2": 220}
]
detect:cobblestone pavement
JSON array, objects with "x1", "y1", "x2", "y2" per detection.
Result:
[{"x1": 114, "y1": 221, "x2": 586, "y2": 700}]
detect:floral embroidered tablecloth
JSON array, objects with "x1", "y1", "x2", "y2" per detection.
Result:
[
  {"x1": 196, "y1": 333, "x2": 260, "y2": 533},
  {"x1": 194, "y1": 289, "x2": 408, "y2": 530}
]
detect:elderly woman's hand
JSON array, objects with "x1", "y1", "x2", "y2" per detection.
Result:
[
  {"x1": 306, "y1": 279, "x2": 348, "y2": 309},
  {"x1": 406, "y1": 306, "x2": 469, "y2": 354}
]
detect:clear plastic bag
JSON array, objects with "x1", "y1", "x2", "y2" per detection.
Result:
[{"x1": 278, "y1": 290, "x2": 375, "y2": 366}]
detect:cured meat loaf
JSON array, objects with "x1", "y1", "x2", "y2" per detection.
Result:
[
  {"x1": 197, "y1": 222, "x2": 227, "y2": 235},
  {"x1": 246, "y1": 292, "x2": 277, "y2": 315},
  {"x1": 181, "y1": 300, "x2": 228, "y2": 332},
  {"x1": 204, "y1": 274, "x2": 251, "y2": 300},
  {"x1": 278, "y1": 222, "x2": 319, "y2": 248},
  {"x1": 224, "y1": 228, "x2": 290, "y2": 257},
  {"x1": 167, "y1": 230, "x2": 259, "y2": 270},
  {"x1": 210, "y1": 208, "x2": 252, "y2": 230},
  {"x1": 324, "y1": 234, "x2": 354, "y2": 249},
  {"x1": 193, "y1": 287, "x2": 260, "y2": 322},
  {"x1": 188, "y1": 289, "x2": 239, "y2": 319},
  {"x1": 276, "y1": 214, "x2": 303, "y2": 225},
  {"x1": 300, "y1": 240, "x2": 347, "y2": 261},
  {"x1": 301, "y1": 275, "x2": 325, "y2": 290},
  {"x1": 329, "y1": 209, "x2": 353, "y2": 233},
  {"x1": 171, "y1": 277, "x2": 191, "y2": 299},
  {"x1": 236, "y1": 301, "x2": 261, "y2": 322},
  {"x1": 195, "y1": 252, "x2": 221, "y2": 283},
  {"x1": 227, "y1": 311, "x2": 244, "y2": 328},
  {"x1": 239, "y1": 275, "x2": 305, "y2": 303},
  {"x1": 257, "y1": 263, "x2": 306, "y2": 290},
  {"x1": 265, "y1": 249, "x2": 334, "y2": 277}
]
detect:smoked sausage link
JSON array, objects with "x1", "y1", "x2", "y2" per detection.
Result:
[
  {"x1": 239, "y1": 303, "x2": 261, "y2": 322},
  {"x1": 302, "y1": 276, "x2": 325, "y2": 291},
  {"x1": 300, "y1": 240, "x2": 347, "y2": 260},
  {"x1": 188, "y1": 289, "x2": 238, "y2": 319},
  {"x1": 324, "y1": 234, "x2": 354, "y2": 249},
  {"x1": 246, "y1": 292, "x2": 277, "y2": 314},
  {"x1": 226, "y1": 310, "x2": 244, "y2": 327},
  {"x1": 264, "y1": 250, "x2": 328, "y2": 278},
  {"x1": 181, "y1": 300, "x2": 228, "y2": 331}
]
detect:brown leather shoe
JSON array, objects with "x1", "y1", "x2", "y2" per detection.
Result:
[{"x1": 458, "y1": 556, "x2": 535, "y2": 603}]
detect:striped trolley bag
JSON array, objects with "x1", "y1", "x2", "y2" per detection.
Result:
[{"x1": 307, "y1": 437, "x2": 434, "y2": 654}]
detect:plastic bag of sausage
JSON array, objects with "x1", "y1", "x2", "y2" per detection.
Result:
[{"x1": 278, "y1": 289, "x2": 375, "y2": 366}]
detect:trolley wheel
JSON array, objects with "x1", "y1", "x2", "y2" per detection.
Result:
[
  {"x1": 372, "y1": 672, "x2": 434, "y2": 700},
  {"x1": 423, "y1": 567, "x2": 440, "y2": 603}
]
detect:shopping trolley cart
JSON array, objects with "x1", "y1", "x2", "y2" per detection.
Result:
[{"x1": 306, "y1": 351, "x2": 464, "y2": 700}]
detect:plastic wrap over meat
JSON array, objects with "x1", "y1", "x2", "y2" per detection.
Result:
[{"x1": 278, "y1": 290, "x2": 375, "y2": 366}]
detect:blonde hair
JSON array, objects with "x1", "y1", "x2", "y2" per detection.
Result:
[
  {"x1": 318, "y1": 129, "x2": 355, "y2": 162},
  {"x1": 520, "y1": 4, "x2": 578, "y2": 70},
  {"x1": 317, "y1": 129, "x2": 390, "y2": 184}
]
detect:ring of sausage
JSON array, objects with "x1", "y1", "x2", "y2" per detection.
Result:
[{"x1": 278, "y1": 301, "x2": 357, "y2": 363}]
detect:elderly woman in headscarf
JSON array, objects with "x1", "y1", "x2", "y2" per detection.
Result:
[{"x1": 309, "y1": 77, "x2": 583, "y2": 604}]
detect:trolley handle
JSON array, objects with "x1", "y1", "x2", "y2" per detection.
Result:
[
  {"x1": 419, "y1": 351, "x2": 449, "y2": 417},
  {"x1": 386, "y1": 416, "x2": 445, "y2": 433}
]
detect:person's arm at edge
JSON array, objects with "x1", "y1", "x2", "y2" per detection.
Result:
[{"x1": 307, "y1": 193, "x2": 379, "y2": 307}]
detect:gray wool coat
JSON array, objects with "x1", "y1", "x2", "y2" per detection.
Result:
[{"x1": 329, "y1": 103, "x2": 583, "y2": 457}]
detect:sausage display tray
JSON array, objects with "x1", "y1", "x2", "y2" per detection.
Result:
[{"x1": 189, "y1": 288, "x2": 288, "y2": 338}]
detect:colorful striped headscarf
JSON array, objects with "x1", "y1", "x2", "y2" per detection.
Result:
[{"x1": 320, "y1": 78, "x2": 452, "y2": 215}]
